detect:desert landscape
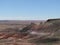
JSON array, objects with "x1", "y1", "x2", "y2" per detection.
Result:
[{"x1": 0, "y1": 19, "x2": 60, "y2": 45}]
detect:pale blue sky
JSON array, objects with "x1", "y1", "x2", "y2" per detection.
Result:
[{"x1": 0, "y1": 0, "x2": 60, "y2": 20}]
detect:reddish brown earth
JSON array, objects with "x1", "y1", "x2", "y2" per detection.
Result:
[{"x1": 0, "y1": 19, "x2": 60, "y2": 45}]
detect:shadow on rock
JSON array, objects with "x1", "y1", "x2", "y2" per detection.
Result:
[{"x1": 30, "y1": 38, "x2": 60, "y2": 43}]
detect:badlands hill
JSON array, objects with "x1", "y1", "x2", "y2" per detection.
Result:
[{"x1": 0, "y1": 19, "x2": 60, "y2": 45}]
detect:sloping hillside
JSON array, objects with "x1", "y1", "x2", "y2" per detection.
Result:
[{"x1": 0, "y1": 19, "x2": 60, "y2": 45}]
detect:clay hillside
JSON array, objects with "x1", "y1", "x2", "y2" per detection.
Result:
[{"x1": 0, "y1": 19, "x2": 60, "y2": 45}]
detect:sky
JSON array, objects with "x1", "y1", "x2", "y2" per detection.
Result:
[{"x1": 0, "y1": 0, "x2": 60, "y2": 20}]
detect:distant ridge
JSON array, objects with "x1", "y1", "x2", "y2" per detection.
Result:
[
  {"x1": 47, "y1": 18, "x2": 60, "y2": 22},
  {"x1": 0, "y1": 20, "x2": 44, "y2": 25}
]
